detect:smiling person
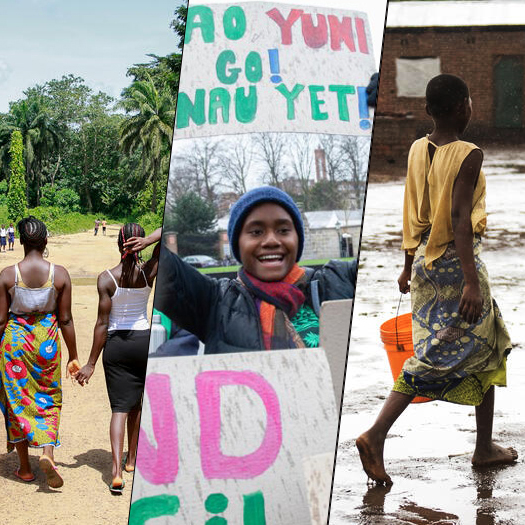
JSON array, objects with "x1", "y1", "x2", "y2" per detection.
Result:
[
  {"x1": 0, "y1": 217, "x2": 80, "y2": 488},
  {"x1": 152, "y1": 186, "x2": 356, "y2": 354}
]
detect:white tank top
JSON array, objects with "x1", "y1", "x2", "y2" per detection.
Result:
[{"x1": 106, "y1": 269, "x2": 151, "y2": 331}]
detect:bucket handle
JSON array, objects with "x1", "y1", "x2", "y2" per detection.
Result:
[{"x1": 395, "y1": 293, "x2": 404, "y2": 352}]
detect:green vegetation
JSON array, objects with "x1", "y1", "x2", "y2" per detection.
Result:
[
  {"x1": 200, "y1": 257, "x2": 355, "y2": 274},
  {"x1": 7, "y1": 130, "x2": 27, "y2": 222},
  {"x1": 0, "y1": 3, "x2": 188, "y2": 235}
]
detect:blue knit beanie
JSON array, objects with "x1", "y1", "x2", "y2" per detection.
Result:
[{"x1": 228, "y1": 186, "x2": 304, "y2": 262}]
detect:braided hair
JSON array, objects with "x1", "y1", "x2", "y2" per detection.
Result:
[
  {"x1": 118, "y1": 223, "x2": 145, "y2": 287},
  {"x1": 17, "y1": 216, "x2": 48, "y2": 251}
]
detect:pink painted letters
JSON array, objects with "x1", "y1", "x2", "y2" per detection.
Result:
[
  {"x1": 197, "y1": 370, "x2": 282, "y2": 479},
  {"x1": 137, "y1": 374, "x2": 178, "y2": 484}
]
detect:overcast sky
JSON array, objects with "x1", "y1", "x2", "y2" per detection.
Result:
[{"x1": 0, "y1": 0, "x2": 182, "y2": 112}]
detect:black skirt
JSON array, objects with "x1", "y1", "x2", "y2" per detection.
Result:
[{"x1": 102, "y1": 329, "x2": 149, "y2": 412}]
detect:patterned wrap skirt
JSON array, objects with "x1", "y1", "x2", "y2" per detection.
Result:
[
  {"x1": 0, "y1": 312, "x2": 62, "y2": 450},
  {"x1": 393, "y1": 234, "x2": 511, "y2": 406}
]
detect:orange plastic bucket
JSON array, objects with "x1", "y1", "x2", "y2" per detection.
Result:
[{"x1": 380, "y1": 313, "x2": 431, "y2": 403}]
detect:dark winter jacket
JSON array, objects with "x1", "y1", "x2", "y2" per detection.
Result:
[{"x1": 155, "y1": 246, "x2": 357, "y2": 354}]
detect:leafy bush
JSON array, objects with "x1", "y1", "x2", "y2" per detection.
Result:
[
  {"x1": 29, "y1": 206, "x2": 96, "y2": 235},
  {"x1": 41, "y1": 184, "x2": 81, "y2": 212},
  {"x1": 7, "y1": 130, "x2": 27, "y2": 222},
  {"x1": 0, "y1": 181, "x2": 8, "y2": 207}
]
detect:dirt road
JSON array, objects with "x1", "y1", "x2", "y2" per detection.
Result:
[{"x1": 0, "y1": 225, "x2": 152, "y2": 525}]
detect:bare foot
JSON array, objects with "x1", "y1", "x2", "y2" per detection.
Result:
[
  {"x1": 472, "y1": 443, "x2": 518, "y2": 467},
  {"x1": 356, "y1": 432, "x2": 393, "y2": 485}
]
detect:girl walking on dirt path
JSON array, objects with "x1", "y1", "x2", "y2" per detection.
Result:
[
  {"x1": 75, "y1": 223, "x2": 159, "y2": 494},
  {"x1": 356, "y1": 74, "x2": 516, "y2": 485},
  {"x1": 7, "y1": 223, "x2": 15, "y2": 251},
  {"x1": 0, "y1": 217, "x2": 80, "y2": 488}
]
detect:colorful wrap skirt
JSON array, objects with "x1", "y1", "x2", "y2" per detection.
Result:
[
  {"x1": 0, "y1": 312, "x2": 62, "y2": 450},
  {"x1": 393, "y1": 235, "x2": 511, "y2": 406}
]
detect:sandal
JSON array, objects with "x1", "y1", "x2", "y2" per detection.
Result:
[
  {"x1": 14, "y1": 470, "x2": 35, "y2": 482},
  {"x1": 39, "y1": 455, "x2": 64, "y2": 488},
  {"x1": 109, "y1": 477, "x2": 125, "y2": 494}
]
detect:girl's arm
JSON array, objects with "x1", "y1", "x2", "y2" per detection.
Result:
[
  {"x1": 55, "y1": 266, "x2": 80, "y2": 377},
  {"x1": 0, "y1": 268, "x2": 12, "y2": 339},
  {"x1": 76, "y1": 273, "x2": 113, "y2": 386},
  {"x1": 142, "y1": 239, "x2": 161, "y2": 284},
  {"x1": 124, "y1": 227, "x2": 162, "y2": 253},
  {"x1": 154, "y1": 245, "x2": 218, "y2": 342},
  {"x1": 452, "y1": 148, "x2": 484, "y2": 324},
  {"x1": 398, "y1": 252, "x2": 414, "y2": 294}
]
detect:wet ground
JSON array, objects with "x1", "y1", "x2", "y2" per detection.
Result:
[{"x1": 330, "y1": 147, "x2": 525, "y2": 525}]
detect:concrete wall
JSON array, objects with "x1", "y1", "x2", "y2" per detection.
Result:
[{"x1": 303, "y1": 226, "x2": 360, "y2": 260}]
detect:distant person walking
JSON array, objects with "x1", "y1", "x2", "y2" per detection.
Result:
[
  {"x1": 94, "y1": 218, "x2": 100, "y2": 236},
  {"x1": 0, "y1": 217, "x2": 80, "y2": 488},
  {"x1": 0, "y1": 225, "x2": 6, "y2": 252},
  {"x1": 102, "y1": 219, "x2": 107, "y2": 236},
  {"x1": 7, "y1": 223, "x2": 15, "y2": 251},
  {"x1": 76, "y1": 223, "x2": 160, "y2": 494}
]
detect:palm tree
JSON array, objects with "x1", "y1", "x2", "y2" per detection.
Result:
[
  {"x1": 119, "y1": 75, "x2": 174, "y2": 213},
  {"x1": 0, "y1": 94, "x2": 61, "y2": 205}
]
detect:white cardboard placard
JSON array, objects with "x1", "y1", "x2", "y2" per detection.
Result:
[
  {"x1": 174, "y1": 2, "x2": 376, "y2": 139},
  {"x1": 129, "y1": 348, "x2": 337, "y2": 524}
]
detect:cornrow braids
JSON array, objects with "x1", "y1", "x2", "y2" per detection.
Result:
[
  {"x1": 17, "y1": 216, "x2": 48, "y2": 250},
  {"x1": 118, "y1": 223, "x2": 145, "y2": 287}
]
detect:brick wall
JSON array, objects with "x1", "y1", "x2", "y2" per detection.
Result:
[{"x1": 371, "y1": 26, "x2": 525, "y2": 172}]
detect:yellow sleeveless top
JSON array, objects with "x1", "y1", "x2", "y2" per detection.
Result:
[{"x1": 402, "y1": 136, "x2": 486, "y2": 268}]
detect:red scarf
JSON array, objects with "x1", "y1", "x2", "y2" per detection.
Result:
[{"x1": 239, "y1": 265, "x2": 306, "y2": 350}]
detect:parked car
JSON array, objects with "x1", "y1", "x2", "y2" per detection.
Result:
[{"x1": 182, "y1": 255, "x2": 220, "y2": 268}]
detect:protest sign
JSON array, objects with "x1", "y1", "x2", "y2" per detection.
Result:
[
  {"x1": 174, "y1": 2, "x2": 375, "y2": 139},
  {"x1": 129, "y1": 348, "x2": 337, "y2": 524}
]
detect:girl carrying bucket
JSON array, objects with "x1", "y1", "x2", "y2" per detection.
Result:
[{"x1": 357, "y1": 74, "x2": 516, "y2": 485}]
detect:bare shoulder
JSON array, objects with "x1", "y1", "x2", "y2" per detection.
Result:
[
  {"x1": 459, "y1": 148, "x2": 483, "y2": 175},
  {"x1": 0, "y1": 265, "x2": 15, "y2": 287},
  {"x1": 53, "y1": 264, "x2": 71, "y2": 290},
  {"x1": 97, "y1": 269, "x2": 116, "y2": 295}
]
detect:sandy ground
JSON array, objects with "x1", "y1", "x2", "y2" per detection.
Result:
[
  {"x1": 330, "y1": 148, "x2": 525, "y2": 525},
  {"x1": 0, "y1": 225, "x2": 152, "y2": 525}
]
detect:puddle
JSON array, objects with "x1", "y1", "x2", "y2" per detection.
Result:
[{"x1": 331, "y1": 150, "x2": 525, "y2": 524}]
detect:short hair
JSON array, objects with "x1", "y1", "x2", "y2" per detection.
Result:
[
  {"x1": 426, "y1": 74, "x2": 469, "y2": 118},
  {"x1": 17, "y1": 216, "x2": 47, "y2": 249}
]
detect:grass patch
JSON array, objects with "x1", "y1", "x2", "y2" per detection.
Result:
[{"x1": 200, "y1": 257, "x2": 355, "y2": 274}]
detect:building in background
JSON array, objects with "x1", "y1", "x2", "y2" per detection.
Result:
[{"x1": 372, "y1": 0, "x2": 525, "y2": 174}]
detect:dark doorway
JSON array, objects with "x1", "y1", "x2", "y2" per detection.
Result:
[{"x1": 493, "y1": 55, "x2": 524, "y2": 128}]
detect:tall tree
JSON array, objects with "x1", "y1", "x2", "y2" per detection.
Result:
[
  {"x1": 119, "y1": 75, "x2": 175, "y2": 213},
  {"x1": 289, "y1": 134, "x2": 314, "y2": 211},
  {"x1": 7, "y1": 130, "x2": 28, "y2": 222},
  {"x1": 170, "y1": 1, "x2": 188, "y2": 51},
  {"x1": 1, "y1": 93, "x2": 61, "y2": 205},
  {"x1": 218, "y1": 137, "x2": 253, "y2": 195},
  {"x1": 253, "y1": 133, "x2": 288, "y2": 187}
]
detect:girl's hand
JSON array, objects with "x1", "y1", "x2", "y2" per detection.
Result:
[
  {"x1": 123, "y1": 236, "x2": 147, "y2": 253},
  {"x1": 398, "y1": 269, "x2": 411, "y2": 294},
  {"x1": 66, "y1": 359, "x2": 81, "y2": 379},
  {"x1": 459, "y1": 282, "x2": 484, "y2": 324},
  {"x1": 76, "y1": 364, "x2": 95, "y2": 387}
]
